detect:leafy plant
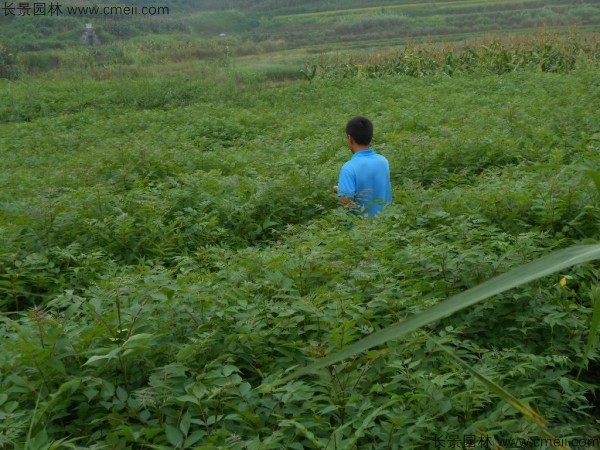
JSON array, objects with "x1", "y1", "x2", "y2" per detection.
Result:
[{"x1": 0, "y1": 41, "x2": 19, "y2": 79}]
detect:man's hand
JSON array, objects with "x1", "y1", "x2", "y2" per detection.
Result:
[
  {"x1": 338, "y1": 196, "x2": 354, "y2": 206},
  {"x1": 333, "y1": 185, "x2": 353, "y2": 206}
]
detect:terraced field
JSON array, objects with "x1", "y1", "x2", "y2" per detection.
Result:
[{"x1": 257, "y1": 0, "x2": 600, "y2": 50}]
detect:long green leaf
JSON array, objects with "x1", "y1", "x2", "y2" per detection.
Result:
[
  {"x1": 579, "y1": 285, "x2": 600, "y2": 378},
  {"x1": 435, "y1": 342, "x2": 569, "y2": 450},
  {"x1": 439, "y1": 345, "x2": 545, "y2": 425},
  {"x1": 282, "y1": 244, "x2": 600, "y2": 382},
  {"x1": 585, "y1": 286, "x2": 600, "y2": 357}
]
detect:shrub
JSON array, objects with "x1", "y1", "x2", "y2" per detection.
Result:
[{"x1": 0, "y1": 42, "x2": 19, "y2": 79}]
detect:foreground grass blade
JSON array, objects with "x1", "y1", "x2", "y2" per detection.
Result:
[
  {"x1": 578, "y1": 286, "x2": 600, "y2": 378},
  {"x1": 282, "y1": 244, "x2": 600, "y2": 382},
  {"x1": 585, "y1": 286, "x2": 600, "y2": 358},
  {"x1": 435, "y1": 342, "x2": 569, "y2": 449}
]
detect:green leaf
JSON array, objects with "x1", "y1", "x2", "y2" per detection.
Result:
[
  {"x1": 121, "y1": 333, "x2": 154, "y2": 350},
  {"x1": 121, "y1": 333, "x2": 154, "y2": 357},
  {"x1": 175, "y1": 395, "x2": 200, "y2": 405},
  {"x1": 282, "y1": 245, "x2": 600, "y2": 381},
  {"x1": 116, "y1": 387, "x2": 128, "y2": 403},
  {"x1": 165, "y1": 424, "x2": 184, "y2": 448},
  {"x1": 180, "y1": 410, "x2": 191, "y2": 436},
  {"x1": 185, "y1": 430, "x2": 207, "y2": 447},
  {"x1": 83, "y1": 347, "x2": 120, "y2": 366},
  {"x1": 585, "y1": 170, "x2": 600, "y2": 196},
  {"x1": 222, "y1": 365, "x2": 239, "y2": 377},
  {"x1": 28, "y1": 428, "x2": 50, "y2": 450}
]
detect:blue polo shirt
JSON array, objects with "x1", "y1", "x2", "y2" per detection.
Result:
[{"x1": 337, "y1": 149, "x2": 392, "y2": 217}]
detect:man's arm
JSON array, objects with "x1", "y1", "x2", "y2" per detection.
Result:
[
  {"x1": 336, "y1": 165, "x2": 356, "y2": 206},
  {"x1": 333, "y1": 183, "x2": 354, "y2": 207}
]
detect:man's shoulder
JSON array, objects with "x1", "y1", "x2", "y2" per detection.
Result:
[
  {"x1": 373, "y1": 152, "x2": 390, "y2": 167},
  {"x1": 341, "y1": 159, "x2": 355, "y2": 170}
]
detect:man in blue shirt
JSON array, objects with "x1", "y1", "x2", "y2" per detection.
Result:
[{"x1": 333, "y1": 116, "x2": 392, "y2": 217}]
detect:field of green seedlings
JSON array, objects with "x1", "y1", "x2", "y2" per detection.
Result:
[{"x1": 2, "y1": 26, "x2": 600, "y2": 450}]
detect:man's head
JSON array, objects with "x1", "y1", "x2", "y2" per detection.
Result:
[{"x1": 346, "y1": 116, "x2": 373, "y2": 152}]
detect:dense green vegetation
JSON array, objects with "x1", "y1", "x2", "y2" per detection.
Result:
[{"x1": 2, "y1": 31, "x2": 600, "y2": 446}]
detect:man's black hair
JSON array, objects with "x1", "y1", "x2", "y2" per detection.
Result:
[{"x1": 346, "y1": 116, "x2": 373, "y2": 146}]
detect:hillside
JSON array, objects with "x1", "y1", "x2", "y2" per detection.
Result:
[{"x1": 0, "y1": 0, "x2": 598, "y2": 54}]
